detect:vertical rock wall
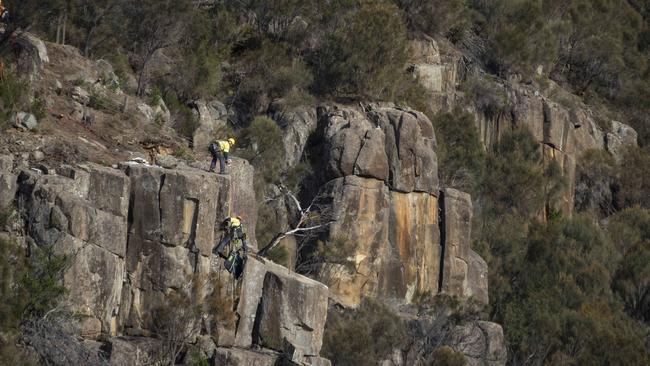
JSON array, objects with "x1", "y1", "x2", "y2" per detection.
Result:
[{"x1": 314, "y1": 104, "x2": 487, "y2": 308}]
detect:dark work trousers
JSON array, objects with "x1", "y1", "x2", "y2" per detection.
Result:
[
  {"x1": 210, "y1": 150, "x2": 226, "y2": 173},
  {"x1": 213, "y1": 227, "x2": 244, "y2": 256}
]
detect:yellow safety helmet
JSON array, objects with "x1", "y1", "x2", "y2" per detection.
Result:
[{"x1": 228, "y1": 138, "x2": 236, "y2": 146}]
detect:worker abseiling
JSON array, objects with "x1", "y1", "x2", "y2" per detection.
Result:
[
  {"x1": 213, "y1": 216, "x2": 249, "y2": 278},
  {"x1": 208, "y1": 137, "x2": 235, "y2": 174}
]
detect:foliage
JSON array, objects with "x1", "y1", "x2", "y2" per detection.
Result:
[
  {"x1": 151, "y1": 290, "x2": 201, "y2": 366},
  {"x1": 322, "y1": 298, "x2": 404, "y2": 366},
  {"x1": 618, "y1": 146, "x2": 650, "y2": 208},
  {"x1": 0, "y1": 71, "x2": 29, "y2": 128},
  {"x1": 21, "y1": 245, "x2": 70, "y2": 318},
  {"x1": 312, "y1": 1, "x2": 410, "y2": 100},
  {"x1": 433, "y1": 109, "x2": 485, "y2": 194},
  {"x1": 430, "y1": 346, "x2": 467, "y2": 366},
  {"x1": 87, "y1": 92, "x2": 112, "y2": 111},
  {"x1": 480, "y1": 128, "x2": 545, "y2": 218},
  {"x1": 238, "y1": 116, "x2": 285, "y2": 194},
  {"x1": 0, "y1": 237, "x2": 69, "y2": 364},
  {"x1": 265, "y1": 244, "x2": 289, "y2": 267},
  {"x1": 574, "y1": 149, "x2": 619, "y2": 216}
]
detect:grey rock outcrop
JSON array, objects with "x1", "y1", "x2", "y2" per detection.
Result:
[
  {"x1": 440, "y1": 188, "x2": 487, "y2": 305},
  {"x1": 319, "y1": 104, "x2": 438, "y2": 194},
  {"x1": 13, "y1": 112, "x2": 39, "y2": 130},
  {"x1": 268, "y1": 101, "x2": 318, "y2": 169},
  {"x1": 19, "y1": 164, "x2": 130, "y2": 336},
  {"x1": 16, "y1": 159, "x2": 330, "y2": 364},
  {"x1": 191, "y1": 100, "x2": 230, "y2": 150},
  {"x1": 14, "y1": 32, "x2": 49, "y2": 82},
  {"x1": 606, "y1": 120, "x2": 638, "y2": 161},
  {"x1": 235, "y1": 256, "x2": 328, "y2": 361}
]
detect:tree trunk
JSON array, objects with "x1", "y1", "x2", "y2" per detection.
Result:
[
  {"x1": 83, "y1": 26, "x2": 95, "y2": 57},
  {"x1": 61, "y1": 10, "x2": 67, "y2": 45},
  {"x1": 55, "y1": 14, "x2": 62, "y2": 44},
  {"x1": 137, "y1": 56, "x2": 150, "y2": 97}
]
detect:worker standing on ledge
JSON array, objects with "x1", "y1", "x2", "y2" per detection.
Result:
[{"x1": 208, "y1": 137, "x2": 235, "y2": 174}]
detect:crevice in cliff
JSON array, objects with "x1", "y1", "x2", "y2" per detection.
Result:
[
  {"x1": 438, "y1": 189, "x2": 446, "y2": 292},
  {"x1": 157, "y1": 173, "x2": 166, "y2": 242}
]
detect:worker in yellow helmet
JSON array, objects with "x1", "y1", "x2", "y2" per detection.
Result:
[
  {"x1": 213, "y1": 216, "x2": 249, "y2": 278},
  {"x1": 208, "y1": 137, "x2": 236, "y2": 174}
]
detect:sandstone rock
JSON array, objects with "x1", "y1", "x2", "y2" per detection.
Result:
[
  {"x1": 226, "y1": 158, "x2": 258, "y2": 249},
  {"x1": 321, "y1": 176, "x2": 440, "y2": 308},
  {"x1": 191, "y1": 100, "x2": 229, "y2": 150},
  {"x1": 119, "y1": 164, "x2": 233, "y2": 333},
  {"x1": 320, "y1": 106, "x2": 389, "y2": 182},
  {"x1": 13, "y1": 112, "x2": 39, "y2": 130},
  {"x1": 318, "y1": 104, "x2": 438, "y2": 194},
  {"x1": 85, "y1": 164, "x2": 131, "y2": 218},
  {"x1": 213, "y1": 347, "x2": 280, "y2": 366},
  {"x1": 542, "y1": 100, "x2": 573, "y2": 152},
  {"x1": 511, "y1": 87, "x2": 544, "y2": 142},
  {"x1": 466, "y1": 250, "x2": 489, "y2": 305},
  {"x1": 19, "y1": 166, "x2": 129, "y2": 335},
  {"x1": 449, "y1": 321, "x2": 507, "y2": 366},
  {"x1": 235, "y1": 256, "x2": 328, "y2": 359},
  {"x1": 367, "y1": 105, "x2": 438, "y2": 193},
  {"x1": 268, "y1": 101, "x2": 317, "y2": 169},
  {"x1": 440, "y1": 188, "x2": 472, "y2": 299}
]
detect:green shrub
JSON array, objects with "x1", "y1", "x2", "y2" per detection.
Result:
[
  {"x1": 0, "y1": 71, "x2": 29, "y2": 128},
  {"x1": 618, "y1": 147, "x2": 650, "y2": 209},
  {"x1": 433, "y1": 109, "x2": 485, "y2": 194},
  {"x1": 312, "y1": 2, "x2": 409, "y2": 99},
  {"x1": 266, "y1": 244, "x2": 289, "y2": 267},
  {"x1": 322, "y1": 299, "x2": 404, "y2": 366},
  {"x1": 430, "y1": 346, "x2": 467, "y2": 366},
  {"x1": 238, "y1": 115, "x2": 285, "y2": 194},
  {"x1": 87, "y1": 92, "x2": 112, "y2": 111}
]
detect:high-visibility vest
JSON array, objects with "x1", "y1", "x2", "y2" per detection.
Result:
[{"x1": 217, "y1": 140, "x2": 231, "y2": 153}]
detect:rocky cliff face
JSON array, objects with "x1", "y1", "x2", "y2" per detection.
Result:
[
  {"x1": 408, "y1": 36, "x2": 637, "y2": 215},
  {"x1": 4, "y1": 156, "x2": 331, "y2": 365}
]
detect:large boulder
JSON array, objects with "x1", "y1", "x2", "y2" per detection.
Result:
[
  {"x1": 268, "y1": 101, "x2": 318, "y2": 169},
  {"x1": 12, "y1": 112, "x2": 39, "y2": 130},
  {"x1": 19, "y1": 165, "x2": 130, "y2": 336},
  {"x1": 318, "y1": 104, "x2": 438, "y2": 194},
  {"x1": 14, "y1": 32, "x2": 49, "y2": 82},
  {"x1": 321, "y1": 176, "x2": 440, "y2": 308},
  {"x1": 234, "y1": 256, "x2": 329, "y2": 361}
]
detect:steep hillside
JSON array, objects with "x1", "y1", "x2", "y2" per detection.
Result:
[{"x1": 1, "y1": 1, "x2": 650, "y2": 366}]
